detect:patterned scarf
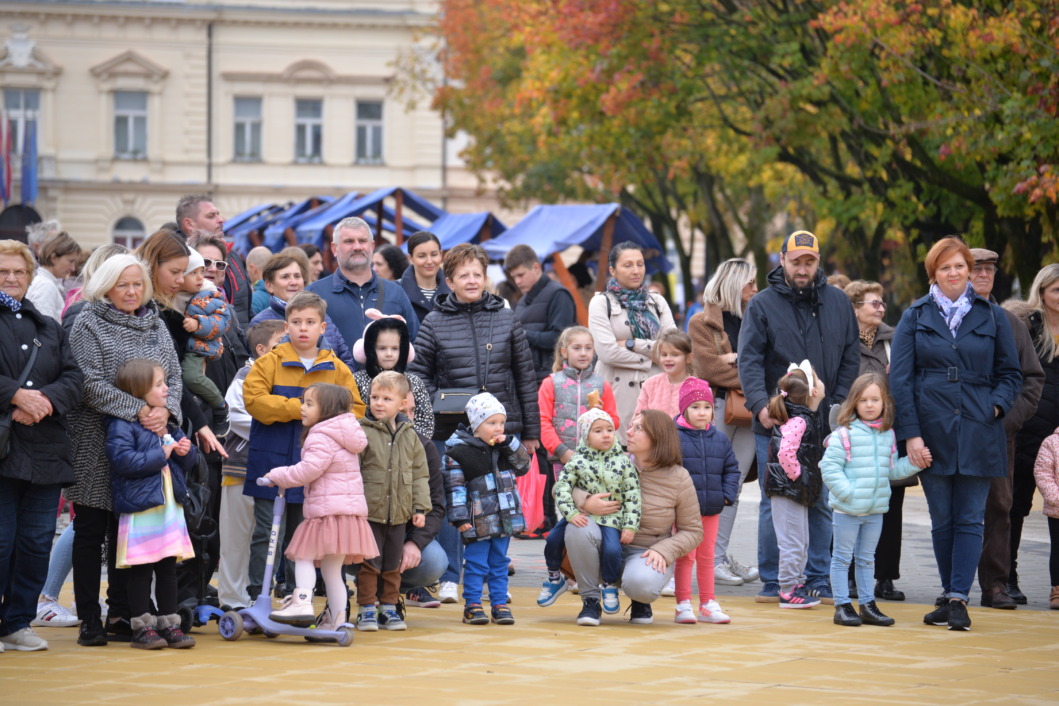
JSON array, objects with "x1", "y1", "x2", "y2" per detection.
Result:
[
  {"x1": 859, "y1": 327, "x2": 877, "y2": 348},
  {"x1": 606, "y1": 277, "x2": 660, "y2": 340},
  {"x1": 0, "y1": 289, "x2": 22, "y2": 312},
  {"x1": 929, "y1": 282, "x2": 975, "y2": 337}
]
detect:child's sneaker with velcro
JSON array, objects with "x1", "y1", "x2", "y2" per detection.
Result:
[
  {"x1": 674, "y1": 600, "x2": 697, "y2": 624},
  {"x1": 377, "y1": 604, "x2": 407, "y2": 631},
  {"x1": 779, "y1": 585, "x2": 820, "y2": 609},
  {"x1": 601, "y1": 584, "x2": 620, "y2": 614},
  {"x1": 463, "y1": 603, "x2": 489, "y2": 625},
  {"x1": 698, "y1": 599, "x2": 731, "y2": 624},
  {"x1": 537, "y1": 575, "x2": 568, "y2": 607}
]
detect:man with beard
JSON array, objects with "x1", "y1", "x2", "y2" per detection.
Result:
[
  {"x1": 737, "y1": 230, "x2": 860, "y2": 604},
  {"x1": 307, "y1": 216, "x2": 418, "y2": 360}
]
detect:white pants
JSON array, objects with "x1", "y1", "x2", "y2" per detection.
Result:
[{"x1": 217, "y1": 482, "x2": 255, "y2": 609}]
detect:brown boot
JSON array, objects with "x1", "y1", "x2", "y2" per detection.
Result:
[
  {"x1": 130, "y1": 613, "x2": 166, "y2": 650},
  {"x1": 158, "y1": 614, "x2": 196, "y2": 649},
  {"x1": 1050, "y1": 586, "x2": 1059, "y2": 610}
]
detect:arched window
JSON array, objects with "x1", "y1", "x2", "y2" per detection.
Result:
[{"x1": 112, "y1": 216, "x2": 145, "y2": 250}]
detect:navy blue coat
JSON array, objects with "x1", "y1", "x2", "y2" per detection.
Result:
[
  {"x1": 890, "y1": 294, "x2": 1022, "y2": 478},
  {"x1": 676, "y1": 419, "x2": 741, "y2": 516},
  {"x1": 106, "y1": 418, "x2": 196, "y2": 514}
]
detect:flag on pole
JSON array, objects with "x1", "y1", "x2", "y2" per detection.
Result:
[
  {"x1": 20, "y1": 115, "x2": 37, "y2": 206},
  {"x1": 0, "y1": 110, "x2": 9, "y2": 207}
]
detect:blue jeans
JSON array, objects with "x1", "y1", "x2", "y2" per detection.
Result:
[
  {"x1": 830, "y1": 512, "x2": 883, "y2": 606},
  {"x1": 42, "y1": 520, "x2": 75, "y2": 600},
  {"x1": 462, "y1": 537, "x2": 510, "y2": 605},
  {"x1": 399, "y1": 539, "x2": 448, "y2": 592},
  {"x1": 435, "y1": 441, "x2": 464, "y2": 584},
  {"x1": 920, "y1": 473, "x2": 991, "y2": 602},
  {"x1": 0, "y1": 478, "x2": 61, "y2": 636},
  {"x1": 598, "y1": 525, "x2": 623, "y2": 585},
  {"x1": 543, "y1": 518, "x2": 568, "y2": 572},
  {"x1": 755, "y1": 432, "x2": 833, "y2": 589}
]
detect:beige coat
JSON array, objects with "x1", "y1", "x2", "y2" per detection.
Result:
[{"x1": 588, "y1": 291, "x2": 676, "y2": 443}]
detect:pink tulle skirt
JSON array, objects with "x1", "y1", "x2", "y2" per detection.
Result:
[{"x1": 284, "y1": 514, "x2": 379, "y2": 565}]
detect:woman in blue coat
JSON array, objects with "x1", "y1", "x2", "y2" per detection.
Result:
[{"x1": 890, "y1": 237, "x2": 1022, "y2": 632}]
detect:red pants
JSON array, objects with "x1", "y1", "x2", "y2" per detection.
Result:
[{"x1": 674, "y1": 515, "x2": 720, "y2": 604}]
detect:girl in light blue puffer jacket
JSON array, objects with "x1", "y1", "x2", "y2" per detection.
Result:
[{"x1": 820, "y1": 373, "x2": 930, "y2": 628}]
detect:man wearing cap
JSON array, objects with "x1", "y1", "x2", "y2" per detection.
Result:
[
  {"x1": 969, "y1": 248, "x2": 1043, "y2": 610},
  {"x1": 737, "y1": 230, "x2": 860, "y2": 603}
]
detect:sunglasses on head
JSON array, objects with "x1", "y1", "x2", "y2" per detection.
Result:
[{"x1": 203, "y1": 258, "x2": 228, "y2": 271}]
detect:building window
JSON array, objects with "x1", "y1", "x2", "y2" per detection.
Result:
[
  {"x1": 112, "y1": 216, "x2": 146, "y2": 250},
  {"x1": 355, "y1": 100, "x2": 383, "y2": 164},
  {"x1": 113, "y1": 91, "x2": 147, "y2": 159},
  {"x1": 233, "y1": 97, "x2": 262, "y2": 162},
  {"x1": 294, "y1": 98, "x2": 322, "y2": 163},
  {"x1": 3, "y1": 89, "x2": 40, "y2": 155}
]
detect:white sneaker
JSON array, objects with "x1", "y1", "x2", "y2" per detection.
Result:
[
  {"x1": 32, "y1": 600, "x2": 80, "y2": 628},
  {"x1": 0, "y1": 627, "x2": 48, "y2": 651},
  {"x1": 438, "y1": 581, "x2": 459, "y2": 604},
  {"x1": 569, "y1": 580, "x2": 579, "y2": 595},
  {"x1": 699, "y1": 599, "x2": 731, "y2": 624},
  {"x1": 729, "y1": 554, "x2": 759, "y2": 583},
  {"x1": 661, "y1": 577, "x2": 676, "y2": 597},
  {"x1": 674, "y1": 600, "x2": 697, "y2": 624},
  {"x1": 714, "y1": 561, "x2": 745, "y2": 586}
]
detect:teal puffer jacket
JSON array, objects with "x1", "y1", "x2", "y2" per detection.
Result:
[{"x1": 819, "y1": 420, "x2": 920, "y2": 516}]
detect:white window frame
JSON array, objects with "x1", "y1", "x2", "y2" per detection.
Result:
[
  {"x1": 233, "y1": 96, "x2": 262, "y2": 162},
  {"x1": 3, "y1": 88, "x2": 40, "y2": 156},
  {"x1": 294, "y1": 98, "x2": 323, "y2": 163},
  {"x1": 113, "y1": 91, "x2": 148, "y2": 160},
  {"x1": 355, "y1": 100, "x2": 384, "y2": 165},
  {"x1": 112, "y1": 216, "x2": 146, "y2": 250}
]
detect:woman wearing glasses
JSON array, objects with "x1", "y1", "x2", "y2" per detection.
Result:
[{"x1": 843, "y1": 280, "x2": 909, "y2": 603}]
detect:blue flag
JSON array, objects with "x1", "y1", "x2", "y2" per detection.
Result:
[{"x1": 20, "y1": 118, "x2": 36, "y2": 205}]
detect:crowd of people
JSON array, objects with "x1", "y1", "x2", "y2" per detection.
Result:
[{"x1": 1, "y1": 199, "x2": 1058, "y2": 655}]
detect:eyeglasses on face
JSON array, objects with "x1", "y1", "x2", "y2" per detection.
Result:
[
  {"x1": 856, "y1": 300, "x2": 886, "y2": 310},
  {"x1": 0, "y1": 269, "x2": 30, "y2": 280},
  {"x1": 203, "y1": 258, "x2": 228, "y2": 271},
  {"x1": 972, "y1": 263, "x2": 997, "y2": 274}
]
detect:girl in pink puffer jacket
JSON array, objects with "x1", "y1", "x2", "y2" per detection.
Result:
[
  {"x1": 259, "y1": 383, "x2": 380, "y2": 630},
  {"x1": 1032, "y1": 426, "x2": 1059, "y2": 609}
]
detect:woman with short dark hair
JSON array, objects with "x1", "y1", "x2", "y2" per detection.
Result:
[{"x1": 399, "y1": 231, "x2": 451, "y2": 324}]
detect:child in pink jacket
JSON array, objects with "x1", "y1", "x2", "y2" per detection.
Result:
[
  {"x1": 258, "y1": 383, "x2": 379, "y2": 630},
  {"x1": 1032, "y1": 426, "x2": 1059, "y2": 609}
]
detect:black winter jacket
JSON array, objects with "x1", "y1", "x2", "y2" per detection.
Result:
[
  {"x1": 406, "y1": 430, "x2": 446, "y2": 551},
  {"x1": 514, "y1": 276, "x2": 576, "y2": 383},
  {"x1": 765, "y1": 403, "x2": 823, "y2": 506},
  {"x1": 409, "y1": 292, "x2": 541, "y2": 442},
  {"x1": 0, "y1": 301, "x2": 83, "y2": 486},
  {"x1": 1015, "y1": 308, "x2": 1059, "y2": 469},
  {"x1": 738, "y1": 266, "x2": 860, "y2": 435},
  {"x1": 106, "y1": 418, "x2": 196, "y2": 514}
]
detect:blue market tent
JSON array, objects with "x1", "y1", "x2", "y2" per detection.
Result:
[
  {"x1": 403, "y1": 211, "x2": 508, "y2": 252},
  {"x1": 293, "y1": 187, "x2": 443, "y2": 248},
  {"x1": 258, "y1": 196, "x2": 336, "y2": 251},
  {"x1": 227, "y1": 203, "x2": 293, "y2": 256},
  {"x1": 224, "y1": 202, "x2": 278, "y2": 233},
  {"x1": 481, "y1": 203, "x2": 671, "y2": 274}
]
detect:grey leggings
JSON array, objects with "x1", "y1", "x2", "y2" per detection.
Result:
[{"x1": 565, "y1": 520, "x2": 674, "y2": 603}]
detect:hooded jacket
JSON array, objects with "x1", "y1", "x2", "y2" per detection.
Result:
[
  {"x1": 554, "y1": 433, "x2": 640, "y2": 531},
  {"x1": 738, "y1": 266, "x2": 860, "y2": 435},
  {"x1": 1032, "y1": 426, "x2": 1059, "y2": 519},
  {"x1": 408, "y1": 291, "x2": 540, "y2": 441},
  {"x1": 819, "y1": 420, "x2": 920, "y2": 516},
  {"x1": 267, "y1": 413, "x2": 368, "y2": 520},
  {"x1": 106, "y1": 420, "x2": 195, "y2": 515},
  {"x1": 443, "y1": 427, "x2": 532, "y2": 543},
  {"x1": 175, "y1": 285, "x2": 231, "y2": 361},
  {"x1": 358, "y1": 412, "x2": 431, "y2": 525},
  {"x1": 351, "y1": 316, "x2": 434, "y2": 438},
  {"x1": 676, "y1": 417, "x2": 741, "y2": 516}
]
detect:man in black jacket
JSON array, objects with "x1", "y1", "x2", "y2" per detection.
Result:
[
  {"x1": 737, "y1": 230, "x2": 860, "y2": 604},
  {"x1": 505, "y1": 245, "x2": 576, "y2": 534}
]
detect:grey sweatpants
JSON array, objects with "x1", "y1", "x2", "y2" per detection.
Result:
[
  {"x1": 771, "y1": 495, "x2": 809, "y2": 593},
  {"x1": 565, "y1": 520, "x2": 674, "y2": 603}
]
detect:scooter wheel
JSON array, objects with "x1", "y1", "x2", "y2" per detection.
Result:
[
  {"x1": 218, "y1": 611, "x2": 244, "y2": 641},
  {"x1": 338, "y1": 626, "x2": 355, "y2": 647},
  {"x1": 262, "y1": 630, "x2": 279, "y2": 639},
  {"x1": 178, "y1": 605, "x2": 194, "y2": 634}
]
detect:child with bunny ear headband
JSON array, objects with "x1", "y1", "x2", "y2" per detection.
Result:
[{"x1": 352, "y1": 309, "x2": 434, "y2": 438}]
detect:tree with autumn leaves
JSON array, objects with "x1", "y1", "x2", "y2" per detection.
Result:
[{"x1": 414, "y1": 0, "x2": 1059, "y2": 303}]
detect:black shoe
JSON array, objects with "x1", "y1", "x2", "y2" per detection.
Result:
[
  {"x1": 947, "y1": 599, "x2": 971, "y2": 631},
  {"x1": 848, "y1": 578, "x2": 858, "y2": 600},
  {"x1": 628, "y1": 600, "x2": 653, "y2": 625},
  {"x1": 106, "y1": 616, "x2": 133, "y2": 642},
  {"x1": 981, "y1": 586, "x2": 1017, "y2": 610},
  {"x1": 924, "y1": 602, "x2": 949, "y2": 626},
  {"x1": 833, "y1": 603, "x2": 862, "y2": 626},
  {"x1": 876, "y1": 579, "x2": 905, "y2": 601},
  {"x1": 859, "y1": 600, "x2": 895, "y2": 626},
  {"x1": 77, "y1": 618, "x2": 108, "y2": 646},
  {"x1": 577, "y1": 598, "x2": 602, "y2": 626},
  {"x1": 508, "y1": 563, "x2": 516, "y2": 576},
  {"x1": 211, "y1": 404, "x2": 230, "y2": 438},
  {"x1": 1006, "y1": 577, "x2": 1028, "y2": 605}
]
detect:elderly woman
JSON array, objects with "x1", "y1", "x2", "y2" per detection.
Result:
[
  {"x1": 372, "y1": 243, "x2": 409, "y2": 281},
  {"x1": 68, "y1": 253, "x2": 183, "y2": 646},
  {"x1": 249, "y1": 252, "x2": 354, "y2": 368},
  {"x1": 25, "y1": 232, "x2": 82, "y2": 323},
  {"x1": 408, "y1": 242, "x2": 540, "y2": 604},
  {"x1": 565, "y1": 409, "x2": 702, "y2": 625},
  {"x1": 0, "y1": 241, "x2": 82, "y2": 652},
  {"x1": 890, "y1": 236, "x2": 1022, "y2": 631},
  {"x1": 589, "y1": 241, "x2": 676, "y2": 445},
  {"x1": 688, "y1": 258, "x2": 759, "y2": 587},
  {"x1": 842, "y1": 280, "x2": 909, "y2": 602},
  {"x1": 398, "y1": 231, "x2": 451, "y2": 324}
]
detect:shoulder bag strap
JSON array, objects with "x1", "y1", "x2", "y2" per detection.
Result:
[{"x1": 13, "y1": 331, "x2": 41, "y2": 391}]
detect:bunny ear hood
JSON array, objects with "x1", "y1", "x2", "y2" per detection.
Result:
[
  {"x1": 787, "y1": 359, "x2": 815, "y2": 391},
  {"x1": 353, "y1": 308, "x2": 415, "y2": 375}
]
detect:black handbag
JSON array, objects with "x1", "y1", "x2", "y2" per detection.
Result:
[
  {"x1": 0, "y1": 333, "x2": 41, "y2": 459},
  {"x1": 182, "y1": 449, "x2": 217, "y2": 540}
]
